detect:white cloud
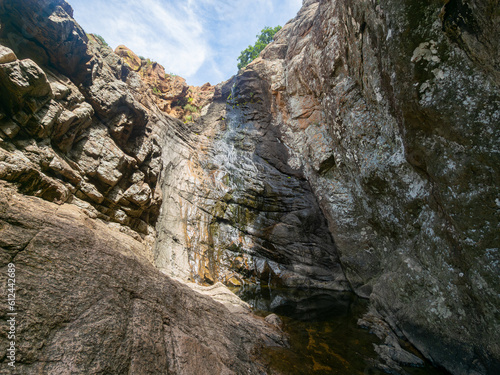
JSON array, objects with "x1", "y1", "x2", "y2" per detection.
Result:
[{"x1": 69, "y1": 0, "x2": 303, "y2": 85}]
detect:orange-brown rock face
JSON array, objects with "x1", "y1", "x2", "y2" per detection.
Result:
[
  {"x1": 115, "y1": 44, "x2": 141, "y2": 71},
  {"x1": 113, "y1": 46, "x2": 215, "y2": 123}
]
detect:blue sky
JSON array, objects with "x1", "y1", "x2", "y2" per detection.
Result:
[{"x1": 69, "y1": 0, "x2": 302, "y2": 86}]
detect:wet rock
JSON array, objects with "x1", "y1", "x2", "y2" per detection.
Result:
[
  {"x1": 359, "y1": 311, "x2": 424, "y2": 373},
  {"x1": 243, "y1": 0, "x2": 500, "y2": 373}
]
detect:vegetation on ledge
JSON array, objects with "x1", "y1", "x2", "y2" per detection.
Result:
[{"x1": 237, "y1": 25, "x2": 282, "y2": 70}]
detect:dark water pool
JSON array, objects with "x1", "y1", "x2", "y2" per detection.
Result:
[{"x1": 233, "y1": 286, "x2": 447, "y2": 375}]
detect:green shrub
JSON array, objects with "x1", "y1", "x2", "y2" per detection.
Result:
[
  {"x1": 237, "y1": 26, "x2": 281, "y2": 70},
  {"x1": 152, "y1": 87, "x2": 161, "y2": 96},
  {"x1": 91, "y1": 34, "x2": 109, "y2": 47},
  {"x1": 183, "y1": 104, "x2": 198, "y2": 113}
]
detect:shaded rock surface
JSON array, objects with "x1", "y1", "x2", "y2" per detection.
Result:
[
  {"x1": 223, "y1": 0, "x2": 499, "y2": 374},
  {"x1": 0, "y1": 0, "x2": 498, "y2": 374},
  {"x1": 0, "y1": 182, "x2": 284, "y2": 374}
]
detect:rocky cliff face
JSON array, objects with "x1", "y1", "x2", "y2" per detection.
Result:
[
  {"x1": 218, "y1": 0, "x2": 499, "y2": 373},
  {"x1": 154, "y1": 0, "x2": 500, "y2": 373},
  {"x1": 0, "y1": 0, "x2": 499, "y2": 374},
  {"x1": 114, "y1": 44, "x2": 215, "y2": 123},
  {"x1": 0, "y1": 0, "x2": 285, "y2": 373}
]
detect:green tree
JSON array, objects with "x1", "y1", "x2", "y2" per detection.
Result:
[{"x1": 237, "y1": 25, "x2": 282, "y2": 70}]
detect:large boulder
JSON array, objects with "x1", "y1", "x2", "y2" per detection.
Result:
[{"x1": 0, "y1": 182, "x2": 284, "y2": 374}]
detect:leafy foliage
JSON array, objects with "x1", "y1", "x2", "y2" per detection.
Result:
[
  {"x1": 183, "y1": 103, "x2": 198, "y2": 113},
  {"x1": 237, "y1": 25, "x2": 282, "y2": 70}
]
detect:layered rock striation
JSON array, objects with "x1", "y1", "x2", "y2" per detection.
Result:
[
  {"x1": 221, "y1": 0, "x2": 499, "y2": 373},
  {"x1": 153, "y1": 77, "x2": 349, "y2": 290},
  {"x1": 0, "y1": 0, "x2": 499, "y2": 374},
  {"x1": 155, "y1": 0, "x2": 500, "y2": 373},
  {"x1": 0, "y1": 0, "x2": 285, "y2": 373}
]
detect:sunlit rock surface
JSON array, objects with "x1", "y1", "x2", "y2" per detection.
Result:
[
  {"x1": 0, "y1": 1, "x2": 285, "y2": 374},
  {"x1": 0, "y1": 0, "x2": 498, "y2": 374}
]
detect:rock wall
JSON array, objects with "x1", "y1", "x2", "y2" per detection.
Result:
[
  {"x1": 114, "y1": 44, "x2": 215, "y2": 122},
  {"x1": 153, "y1": 78, "x2": 349, "y2": 290},
  {"x1": 154, "y1": 0, "x2": 500, "y2": 373},
  {"x1": 0, "y1": 1, "x2": 285, "y2": 373},
  {"x1": 225, "y1": 0, "x2": 499, "y2": 373},
  {"x1": 0, "y1": 182, "x2": 284, "y2": 374},
  {"x1": 0, "y1": 0, "x2": 166, "y2": 243},
  {"x1": 0, "y1": 0, "x2": 499, "y2": 374}
]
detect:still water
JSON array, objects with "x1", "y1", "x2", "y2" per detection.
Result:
[{"x1": 234, "y1": 286, "x2": 448, "y2": 375}]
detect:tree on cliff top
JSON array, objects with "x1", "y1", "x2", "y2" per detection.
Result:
[{"x1": 237, "y1": 25, "x2": 282, "y2": 70}]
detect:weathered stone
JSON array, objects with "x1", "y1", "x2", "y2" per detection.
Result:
[
  {"x1": 0, "y1": 45, "x2": 16, "y2": 64},
  {"x1": 238, "y1": 0, "x2": 500, "y2": 373},
  {"x1": 0, "y1": 58, "x2": 52, "y2": 116},
  {"x1": 0, "y1": 0, "x2": 91, "y2": 82},
  {"x1": 0, "y1": 0, "x2": 498, "y2": 373},
  {"x1": 265, "y1": 314, "x2": 283, "y2": 330},
  {"x1": 48, "y1": 154, "x2": 82, "y2": 184},
  {"x1": 115, "y1": 45, "x2": 141, "y2": 71},
  {"x1": 0, "y1": 182, "x2": 285, "y2": 374},
  {"x1": 123, "y1": 181, "x2": 152, "y2": 207},
  {"x1": 79, "y1": 180, "x2": 104, "y2": 204},
  {"x1": 0, "y1": 119, "x2": 19, "y2": 138}
]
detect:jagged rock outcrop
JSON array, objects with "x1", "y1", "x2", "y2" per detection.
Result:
[
  {"x1": 0, "y1": 1, "x2": 166, "y2": 240},
  {"x1": 114, "y1": 44, "x2": 215, "y2": 123},
  {"x1": 0, "y1": 0, "x2": 498, "y2": 374},
  {"x1": 0, "y1": 1, "x2": 285, "y2": 374},
  {"x1": 211, "y1": 0, "x2": 498, "y2": 373}
]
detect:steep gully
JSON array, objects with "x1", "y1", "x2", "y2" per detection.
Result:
[{"x1": 0, "y1": 0, "x2": 499, "y2": 374}]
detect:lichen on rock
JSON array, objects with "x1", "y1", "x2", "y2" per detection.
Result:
[{"x1": 0, "y1": 0, "x2": 499, "y2": 374}]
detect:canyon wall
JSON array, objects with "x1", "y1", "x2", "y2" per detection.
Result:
[
  {"x1": 153, "y1": 0, "x2": 500, "y2": 373},
  {"x1": 0, "y1": 0, "x2": 284, "y2": 373},
  {"x1": 225, "y1": 0, "x2": 499, "y2": 373},
  {"x1": 0, "y1": 0, "x2": 498, "y2": 374}
]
